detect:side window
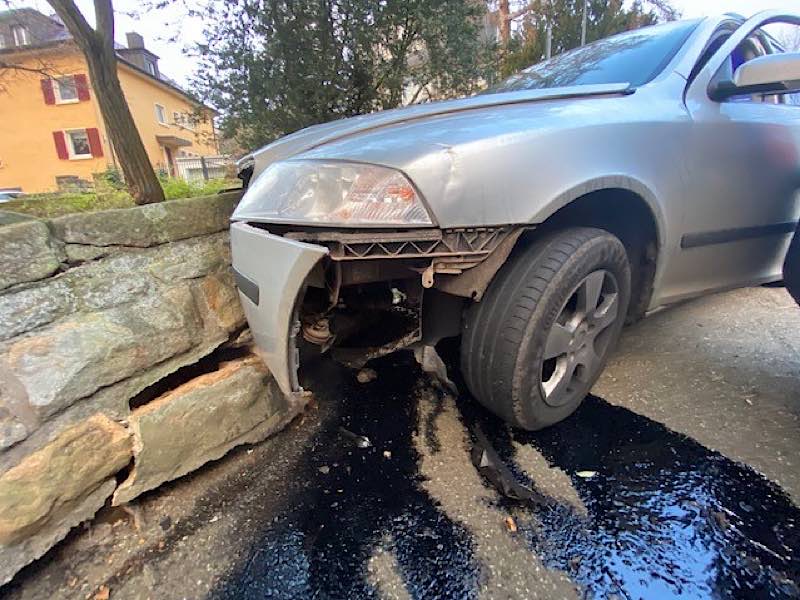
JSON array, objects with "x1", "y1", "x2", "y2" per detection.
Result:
[
  {"x1": 762, "y1": 23, "x2": 800, "y2": 106},
  {"x1": 721, "y1": 32, "x2": 770, "y2": 104}
]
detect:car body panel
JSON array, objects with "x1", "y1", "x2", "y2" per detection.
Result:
[{"x1": 230, "y1": 222, "x2": 328, "y2": 394}]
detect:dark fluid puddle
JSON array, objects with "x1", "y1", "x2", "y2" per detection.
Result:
[
  {"x1": 460, "y1": 394, "x2": 800, "y2": 600},
  {"x1": 211, "y1": 352, "x2": 479, "y2": 599}
]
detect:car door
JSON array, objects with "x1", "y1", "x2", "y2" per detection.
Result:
[{"x1": 660, "y1": 11, "x2": 800, "y2": 302}]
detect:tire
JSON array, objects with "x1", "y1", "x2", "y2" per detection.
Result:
[{"x1": 461, "y1": 227, "x2": 631, "y2": 430}]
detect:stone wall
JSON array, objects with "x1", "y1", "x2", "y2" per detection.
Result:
[{"x1": 0, "y1": 192, "x2": 305, "y2": 585}]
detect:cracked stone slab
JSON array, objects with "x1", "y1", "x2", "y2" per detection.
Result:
[{"x1": 113, "y1": 355, "x2": 292, "y2": 505}]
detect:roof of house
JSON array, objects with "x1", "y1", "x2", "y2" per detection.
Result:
[{"x1": 0, "y1": 8, "x2": 210, "y2": 111}]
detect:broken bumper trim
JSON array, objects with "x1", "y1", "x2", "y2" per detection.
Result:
[{"x1": 230, "y1": 222, "x2": 329, "y2": 395}]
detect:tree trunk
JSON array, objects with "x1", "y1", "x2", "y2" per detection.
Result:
[
  {"x1": 83, "y1": 42, "x2": 164, "y2": 204},
  {"x1": 48, "y1": 0, "x2": 164, "y2": 205},
  {"x1": 498, "y1": 0, "x2": 511, "y2": 45}
]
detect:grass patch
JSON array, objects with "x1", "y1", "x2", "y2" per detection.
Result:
[
  {"x1": 1, "y1": 191, "x2": 135, "y2": 218},
  {"x1": 2, "y1": 178, "x2": 241, "y2": 218}
]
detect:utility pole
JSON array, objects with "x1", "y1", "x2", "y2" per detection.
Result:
[
  {"x1": 545, "y1": 24, "x2": 552, "y2": 59},
  {"x1": 580, "y1": 0, "x2": 588, "y2": 46}
]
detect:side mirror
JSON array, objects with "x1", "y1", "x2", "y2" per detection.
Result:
[{"x1": 710, "y1": 52, "x2": 800, "y2": 101}]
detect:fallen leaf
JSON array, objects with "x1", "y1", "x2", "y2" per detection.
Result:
[
  {"x1": 505, "y1": 516, "x2": 518, "y2": 533},
  {"x1": 94, "y1": 585, "x2": 110, "y2": 600}
]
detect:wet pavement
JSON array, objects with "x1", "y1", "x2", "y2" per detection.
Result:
[{"x1": 2, "y1": 286, "x2": 800, "y2": 600}]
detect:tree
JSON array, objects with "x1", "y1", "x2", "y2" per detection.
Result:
[
  {"x1": 194, "y1": 0, "x2": 488, "y2": 150},
  {"x1": 46, "y1": 0, "x2": 165, "y2": 204},
  {"x1": 491, "y1": 0, "x2": 678, "y2": 79}
]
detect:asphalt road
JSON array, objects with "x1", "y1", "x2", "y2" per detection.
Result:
[{"x1": 2, "y1": 286, "x2": 799, "y2": 600}]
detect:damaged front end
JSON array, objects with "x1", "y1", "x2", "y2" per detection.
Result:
[{"x1": 230, "y1": 222, "x2": 524, "y2": 397}]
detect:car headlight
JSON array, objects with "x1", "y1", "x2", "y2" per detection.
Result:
[{"x1": 234, "y1": 160, "x2": 433, "y2": 226}]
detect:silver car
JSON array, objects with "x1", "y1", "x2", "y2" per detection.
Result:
[{"x1": 231, "y1": 10, "x2": 800, "y2": 430}]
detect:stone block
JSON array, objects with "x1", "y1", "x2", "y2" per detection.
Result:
[
  {"x1": 50, "y1": 192, "x2": 241, "y2": 248},
  {"x1": 0, "y1": 279, "x2": 74, "y2": 342},
  {"x1": 194, "y1": 271, "x2": 246, "y2": 334},
  {"x1": 0, "y1": 479, "x2": 116, "y2": 586},
  {"x1": 0, "y1": 414, "x2": 130, "y2": 547},
  {"x1": 0, "y1": 221, "x2": 62, "y2": 291},
  {"x1": 112, "y1": 355, "x2": 288, "y2": 505},
  {"x1": 0, "y1": 285, "x2": 202, "y2": 421}
]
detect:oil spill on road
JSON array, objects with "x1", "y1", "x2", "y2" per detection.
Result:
[
  {"x1": 461, "y1": 394, "x2": 800, "y2": 599},
  {"x1": 211, "y1": 352, "x2": 479, "y2": 599}
]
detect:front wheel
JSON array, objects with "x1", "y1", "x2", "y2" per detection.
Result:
[{"x1": 461, "y1": 227, "x2": 631, "y2": 430}]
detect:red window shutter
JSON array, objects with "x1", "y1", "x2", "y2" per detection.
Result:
[
  {"x1": 53, "y1": 131, "x2": 68, "y2": 159},
  {"x1": 75, "y1": 74, "x2": 90, "y2": 101},
  {"x1": 87, "y1": 128, "x2": 103, "y2": 157},
  {"x1": 41, "y1": 79, "x2": 55, "y2": 105}
]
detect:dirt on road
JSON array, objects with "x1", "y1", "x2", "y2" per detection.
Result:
[{"x1": 2, "y1": 286, "x2": 799, "y2": 600}]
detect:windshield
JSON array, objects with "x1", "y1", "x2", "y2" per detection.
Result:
[{"x1": 486, "y1": 19, "x2": 701, "y2": 93}]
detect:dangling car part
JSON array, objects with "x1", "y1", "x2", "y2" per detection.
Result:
[{"x1": 232, "y1": 11, "x2": 800, "y2": 429}]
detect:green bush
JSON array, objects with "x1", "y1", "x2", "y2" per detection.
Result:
[
  {"x1": 159, "y1": 176, "x2": 239, "y2": 200},
  {"x1": 1, "y1": 191, "x2": 134, "y2": 218},
  {"x1": 1, "y1": 176, "x2": 240, "y2": 218}
]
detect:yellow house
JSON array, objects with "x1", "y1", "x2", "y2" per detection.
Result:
[{"x1": 0, "y1": 8, "x2": 219, "y2": 193}]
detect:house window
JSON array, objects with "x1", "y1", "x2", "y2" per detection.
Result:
[
  {"x1": 55, "y1": 76, "x2": 78, "y2": 103},
  {"x1": 67, "y1": 130, "x2": 92, "y2": 158},
  {"x1": 11, "y1": 25, "x2": 30, "y2": 46},
  {"x1": 0, "y1": 35, "x2": 6, "y2": 49},
  {"x1": 155, "y1": 103, "x2": 167, "y2": 125},
  {"x1": 145, "y1": 59, "x2": 157, "y2": 76}
]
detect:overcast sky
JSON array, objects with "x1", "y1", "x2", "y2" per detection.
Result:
[{"x1": 19, "y1": 0, "x2": 800, "y2": 86}]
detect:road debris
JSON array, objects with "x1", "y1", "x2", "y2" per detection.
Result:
[
  {"x1": 504, "y1": 516, "x2": 518, "y2": 533},
  {"x1": 94, "y1": 585, "x2": 110, "y2": 600},
  {"x1": 383, "y1": 450, "x2": 392, "y2": 459},
  {"x1": 356, "y1": 368, "x2": 378, "y2": 383},
  {"x1": 339, "y1": 427, "x2": 372, "y2": 448},
  {"x1": 318, "y1": 465, "x2": 331, "y2": 474},
  {"x1": 470, "y1": 425, "x2": 542, "y2": 502},
  {"x1": 576, "y1": 471, "x2": 597, "y2": 479},
  {"x1": 413, "y1": 344, "x2": 458, "y2": 395}
]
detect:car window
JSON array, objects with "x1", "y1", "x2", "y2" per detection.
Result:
[
  {"x1": 720, "y1": 24, "x2": 800, "y2": 105},
  {"x1": 484, "y1": 19, "x2": 701, "y2": 94}
]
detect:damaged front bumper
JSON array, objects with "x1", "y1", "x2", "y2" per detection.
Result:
[
  {"x1": 231, "y1": 221, "x2": 525, "y2": 396},
  {"x1": 230, "y1": 222, "x2": 328, "y2": 395}
]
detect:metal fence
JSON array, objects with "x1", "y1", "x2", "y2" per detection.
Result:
[{"x1": 174, "y1": 155, "x2": 234, "y2": 182}]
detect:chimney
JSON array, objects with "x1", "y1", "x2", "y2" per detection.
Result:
[
  {"x1": 120, "y1": 32, "x2": 160, "y2": 78},
  {"x1": 126, "y1": 32, "x2": 145, "y2": 49}
]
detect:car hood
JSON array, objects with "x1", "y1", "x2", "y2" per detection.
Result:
[
  {"x1": 243, "y1": 83, "x2": 632, "y2": 178},
  {"x1": 234, "y1": 82, "x2": 642, "y2": 227}
]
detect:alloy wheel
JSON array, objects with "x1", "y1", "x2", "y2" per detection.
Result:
[{"x1": 540, "y1": 269, "x2": 620, "y2": 407}]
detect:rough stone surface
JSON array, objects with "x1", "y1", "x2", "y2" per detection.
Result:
[
  {"x1": 0, "y1": 279, "x2": 74, "y2": 342},
  {"x1": 50, "y1": 192, "x2": 241, "y2": 248},
  {"x1": 0, "y1": 211, "x2": 36, "y2": 227},
  {"x1": 0, "y1": 189, "x2": 307, "y2": 587},
  {"x1": 113, "y1": 355, "x2": 287, "y2": 505},
  {"x1": 0, "y1": 409, "x2": 27, "y2": 451},
  {"x1": 0, "y1": 221, "x2": 62, "y2": 291},
  {"x1": 193, "y1": 272, "x2": 246, "y2": 335},
  {"x1": 0, "y1": 415, "x2": 130, "y2": 545},
  {"x1": 0, "y1": 478, "x2": 116, "y2": 587},
  {"x1": 63, "y1": 243, "x2": 112, "y2": 264},
  {"x1": 0, "y1": 285, "x2": 202, "y2": 421}
]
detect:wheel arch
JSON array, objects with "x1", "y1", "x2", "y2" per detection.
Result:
[{"x1": 523, "y1": 179, "x2": 663, "y2": 321}]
